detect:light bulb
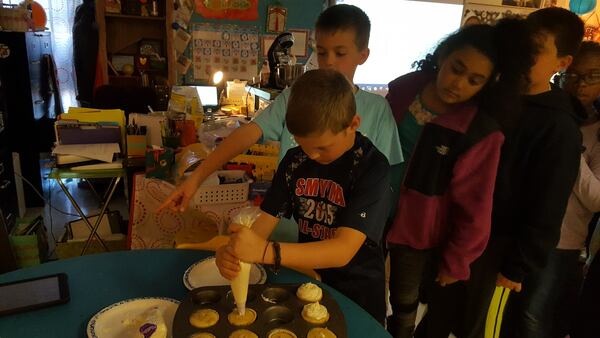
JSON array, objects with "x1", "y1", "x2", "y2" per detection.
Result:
[{"x1": 213, "y1": 71, "x2": 224, "y2": 85}]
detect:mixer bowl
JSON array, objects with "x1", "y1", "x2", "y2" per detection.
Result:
[{"x1": 275, "y1": 64, "x2": 306, "y2": 89}]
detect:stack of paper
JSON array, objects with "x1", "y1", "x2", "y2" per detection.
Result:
[
  {"x1": 52, "y1": 143, "x2": 122, "y2": 169},
  {"x1": 52, "y1": 108, "x2": 126, "y2": 170},
  {"x1": 70, "y1": 159, "x2": 123, "y2": 171}
]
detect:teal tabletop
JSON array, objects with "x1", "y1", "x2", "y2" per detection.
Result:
[{"x1": 0, "y1": 249, "x2": 391, "y2": 338}]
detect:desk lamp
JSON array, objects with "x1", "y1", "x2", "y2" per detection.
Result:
[{"x1": 212, "y1": 70, "x2": 225, "y2": 114}]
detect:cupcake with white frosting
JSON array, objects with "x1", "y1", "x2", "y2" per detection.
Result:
[
  {"x1": 296, "y1": 282, "x2": 323, "y2": 302},
  {"x1": 301, "y1": 302, "x2": 329, "y2": 324}
]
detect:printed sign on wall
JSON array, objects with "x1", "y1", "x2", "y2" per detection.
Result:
[{"x1": 194, "y1": 0, "x2": 258, "y2": 21}]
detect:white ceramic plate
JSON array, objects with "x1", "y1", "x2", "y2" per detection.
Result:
[
  {"x1": 87, "y1": 297, "x2": 180, "y2": 338},
  {"x1": 183, "y1": 256, "x2": 267, "y2": 290}
]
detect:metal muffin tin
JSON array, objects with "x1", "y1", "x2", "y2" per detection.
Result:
[{"x1": 172, "y1": 283, "x2": 347, "y2": 338}]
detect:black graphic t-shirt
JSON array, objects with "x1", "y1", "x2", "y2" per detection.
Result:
[{"x1": 261, "y1": 132, "x2": 391, "y2": 322}]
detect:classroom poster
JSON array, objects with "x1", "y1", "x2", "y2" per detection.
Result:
[
  {"x1": 463, "y1": 0, "x2": 599, "y2": 42},
  {"x1": 192, "y1": 24, "x2": 260, "y2": 81},
  {"x1": 194, "y1": 0, "x2": 258, "y2": 21},
  {"x1": 462, "y1": 3, "x2": 536, "y2": 25},
  {"x1": 579, "y1": 6, "x2": 600, "y2": 42}
]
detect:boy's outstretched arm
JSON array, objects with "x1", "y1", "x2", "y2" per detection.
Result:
[
  {"x1": 225, "y1": 222, "x2": 365, "y2": 273},
  {"x1": 269, "y1": 227, "x2": 365, "y2": 268},
  {"x1": 158, "y1": 122, "x2": 263, "y2": 212}
]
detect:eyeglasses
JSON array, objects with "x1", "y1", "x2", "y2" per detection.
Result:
[{"x1": 561, "y1": 71, "x2": 600, "y2": 85}]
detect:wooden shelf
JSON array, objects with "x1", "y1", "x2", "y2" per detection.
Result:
[
  {"x1": 108, "y1": 74, "x2": 141, "y2": 87},
  {"x1": 108, "y1": 71, "x2": 165, "y2": 78},
  {"x1": 97, "y1": 0, "x2": 175, "y2": 86},
  {"x1": 109, "y1": 75, "x2": 141, "y2": 78},
  {"x1": 106, "y1": 13, "x2": 166, "y2": 21}
]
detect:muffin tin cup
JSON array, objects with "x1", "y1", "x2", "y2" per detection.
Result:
[{"x1": 173, "y1": 283, "x2": 347, "y2": 338}]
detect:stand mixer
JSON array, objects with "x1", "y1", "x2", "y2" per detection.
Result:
[{"x1": 266, "y1": 32, "x2": 305, "y2": 89}]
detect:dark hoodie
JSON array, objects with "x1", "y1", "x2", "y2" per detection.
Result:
[
  {"x1": 73, "y1": 0, "x2": 98, "y2": 107},
  {"x1": 491, "y1": 86, "x2": 585, "y2": 282}
]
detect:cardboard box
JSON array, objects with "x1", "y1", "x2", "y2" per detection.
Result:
[
  {"x1": 56, "y1": 211, "x2": 127, "y2": 259},
  {"x1": 56, "y1": 232, "x2": 127, "y2": 259},
  {"x1": 9, "y1": 217, "x2": 48, "y2": 268},
  {"x1": 69, "y1": 211, "x2": 119, "y2": 239},
  {"x1": 0, "y1": 5, "x2": 28, "y2": 32}
]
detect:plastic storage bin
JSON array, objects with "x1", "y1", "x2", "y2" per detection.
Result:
[{"x1": 193, "y1": 170, "x2": 251, "y2": 205}]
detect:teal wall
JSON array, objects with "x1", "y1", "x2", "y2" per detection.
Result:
[{"x1": 183, "y1": 0, "x2": 324, "y2": 84}]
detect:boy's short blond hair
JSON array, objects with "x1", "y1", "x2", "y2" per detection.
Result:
[
  {"x1": 316, "y1": 4, "x2": 371, "y2": 51},
  {"x1": 286, "y1": 69, "x2": 356, "y2": 137}
]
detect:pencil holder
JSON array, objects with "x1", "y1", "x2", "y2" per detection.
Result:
[
  {"x1": 145, "y1": 147, "x2": 174, "y2": 180},
  {"x1": 162, "y1": 134, "x2": 181, "y2": 149},
  {"x1": 175, "y1": 120, "x2": 197, "y2": 146},
  {"x1": 127, "y1": 135, "x2": 147, "y2": 157}
]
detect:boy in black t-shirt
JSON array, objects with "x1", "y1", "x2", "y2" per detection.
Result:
[{"x1": 215, "y1": 69, "x2": 391, "y2": 323}]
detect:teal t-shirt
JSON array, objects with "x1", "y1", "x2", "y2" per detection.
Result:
[{"x1": 252, "y1": 87, "x2": 404, "y2": 165}]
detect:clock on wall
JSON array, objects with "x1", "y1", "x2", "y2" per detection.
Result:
[{"x1": 138, "y1": 39, "x2": 162, "y2": 57}]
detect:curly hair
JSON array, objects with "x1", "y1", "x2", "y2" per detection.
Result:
[{"x1": 414, "y1": 18, "x2": 535, "y2": 130}]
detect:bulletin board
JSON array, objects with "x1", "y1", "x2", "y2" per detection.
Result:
[
  {"x1": 191, "y1": 23, "x2": 260, "y2": 82},
  {"x1": 178, "y1": 0, "x2": 323, "y2": 85}
]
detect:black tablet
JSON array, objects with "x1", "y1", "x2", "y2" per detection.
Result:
[{"x1": 0, "y1": 273, "x2": 70, "y2": 316}]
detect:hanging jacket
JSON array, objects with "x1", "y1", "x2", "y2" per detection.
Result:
[
  {"x1": 73, "y1": 0, "x2": 98, "y2": 107},
  {"x1": 41, "y1": 53, "x2": 62, "y2": 118}
]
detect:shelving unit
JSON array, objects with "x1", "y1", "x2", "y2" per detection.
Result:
[
  {"x1": 105, "y1": 13, "x2": 166, "y2": 20},
  {"x1": 96, "y1": 0, "x2": 176, "y2": 87}
]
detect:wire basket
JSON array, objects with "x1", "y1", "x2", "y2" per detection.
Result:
[
  {"x1": 0, "y1": 4, "x2": 29, "y2": 32},
  {"x1": 194, "y1": 170, "x2": 251, "y2": 205}
]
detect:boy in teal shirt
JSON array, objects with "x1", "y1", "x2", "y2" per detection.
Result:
[
  {"x1": 160, "y1": 5, "x2": 403, "y2": 241},
  {"x1": 255, "y1": 82, "x2": 401, "y2": 164}
]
